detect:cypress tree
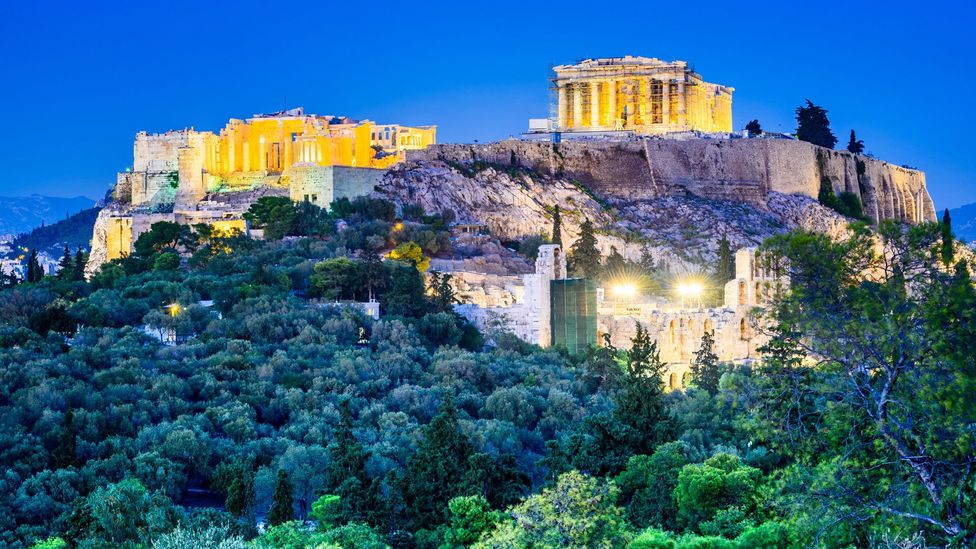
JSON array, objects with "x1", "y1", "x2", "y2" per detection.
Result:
[
  {"x1": 551, "y1": 205, "x2": 562, "y2": 247},
  {"x1": 795, "y1": 100, "x2": 837, "y2": 149},
  {"x1": 691, "y1": 331, "x2": 722, "y2": 395},
  {"x1": 267, "y1": 470, "x2": 295, "y2": 526},
  {"x1": 569, "y1": 218, "x2": 601, "y2": 279},
  {"x1": 941, "y1": 208, "x2": 955, "y2": 265},
  {"x1": 716, "y1": 236, "x2": 735, "y2": 283},
  {"x1": 846, "y1": 129, "x2": 865, "y2": 154},
  {"x1": 52, "y1": 409, "x2": 77, "y2": 468},
  {"x1": 26, "y1": 250, "x2": 43, "y2": 283}
]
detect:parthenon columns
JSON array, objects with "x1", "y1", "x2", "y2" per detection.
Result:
[
  {"x1": 662, "y1": 81, "x2": 670, "y2": 124},
  {"x1": 677, "y1": 81, "x2": 687, "y2": 127},
  {"x1": 557, "y1": 85, "x2": 567, "y2": 129},
  {"x1": 590, "y1": 81, "x2": 600, "y2": 127},
  {"x1": 572, "y1": 85, "x2": 583, "y2": 127},
  {"x1": 608, "y1": 79, "x2": 617, "y2": 129}
]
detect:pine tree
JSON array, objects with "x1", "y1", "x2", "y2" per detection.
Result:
[
  {"x1": 941, "y1": 208, "x2": 954, "y2": 265},
  {"x1": 326, "y1": 400, "x2": 376, "y2": 524},
  {"x1": 73, "y1": 250, "x2": 87, "y2": 281},
  {"x1": 400, "y1": 396, "x2": 475, "y2": 530},
  {"x1": 716, "y1": 236, "x2": 735, "y2": 283},
  {"x1": 613, "y1": 322, "x2": 671, "y2": 455},
  {"x1": 745, "y1": 119, "x2": 762, "y2": 136},
  {"x1": 569, "y1": 218, "x2": 601, "y2": 279},
  {"x1": 846, "y1": 129, "x2": 865, "y2": 154},
  {"x1": 429, "y1": 271, "x2": 459, "y2": 313},
  {"x1": 691, "y1": 331, "x2": 722, "y2": 395},
  {"x1": 795, "y1": 100, "x2": 837, "y2": 149},
  {"x1": 603, "y1": 246, "x2": 626, "y2": 275},
  {"x1": 56, "y1": 246, "x2": 73, "y2": 280},
  {"x1": 267, "y1": 470, "x2": 295, "y2": 526},
  {"x1": 551, "y1": 205, "x2": 562, "y2": 247},
  {"x1": 225, "y1": 474, "x2": 254, "y2": 518}
]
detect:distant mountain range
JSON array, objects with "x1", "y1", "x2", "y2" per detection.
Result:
[
  {"x1": 947, "y1": 203, "x2": 976, "y2": 246},
  {"x1": 0, "y1": 194, "x2": 98, "y2": 236}
]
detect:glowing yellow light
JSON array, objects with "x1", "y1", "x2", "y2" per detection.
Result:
[
  {"x1": 675, "y1": 281, "x2": 704, "y2": 297},
  {"x1": 610, "y1": 283, "x2": 637, "y2": 297},
  {"x1": 168, "y1": 303, "x2": 180, "y2": 317},
  {"x1": 393, "y1": 222, "x2": 404, "y2": 232}
]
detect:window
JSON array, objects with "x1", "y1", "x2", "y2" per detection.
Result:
[{"x1": 311, "y1": 194, "x2": 317, "y2": 203}]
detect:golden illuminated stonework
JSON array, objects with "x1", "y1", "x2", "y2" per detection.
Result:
[
  {"x1": 551, "y1": 56, "x2": 733, "y2": 135},
  {"x1": 122, "y1": 107, "x2": 436, "y2": 207}
]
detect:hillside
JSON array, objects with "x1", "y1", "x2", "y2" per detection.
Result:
[
  {"x1": 1, "y1": 194, "x2": 972, "y2": 547},
  {"x1": 376, "y1": 157, "x2": 851, "y2": 273},
  {"x1": 8, "y1": 206, "x2": 101, "y2": 256},
  {"x1": 948, "y1": 202, "x2": 976, "y2": 246},
  {"x1": 0, "y1": 194, "x2": 97, "y2": 235}
]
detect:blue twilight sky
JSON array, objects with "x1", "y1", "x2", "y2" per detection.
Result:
[{"x1": 1, "y1": 0, "x2": 974, "y2": 208}]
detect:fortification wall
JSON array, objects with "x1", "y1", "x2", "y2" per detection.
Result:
[
  {"x1": 133, "y1": 130, "x2": 196, "y2": 172},
  {"x1": 286, "y1": 165, "x2": 386, "y2": 208},
  {"x1": 410, "y1": 138, "x2": 935, "y2": 223}
]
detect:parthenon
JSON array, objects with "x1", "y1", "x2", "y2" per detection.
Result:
[{"x1": 552, "y1": 56, "x2": 733, "y2": 134}]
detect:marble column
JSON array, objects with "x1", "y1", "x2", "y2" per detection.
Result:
[
  {"x1": 557, "y1": 84, "x2": 568, "y2": 130},
  {"x1": 643, "y1": 78, "x2": 653, "y2": 125},
  {"x1": 227, "y1": 134, "x2": 235, "y2": 173},
  {"x1": 607, "y1": 79, "x2": 617, "y2": 128},
  {"x1": 662, "y1": 81, "x2": 671, "y2": 125},
  {"x1": 590, "y1": 81, "x2": 600, "y2": 128},
  {"x1": 258, "y1": 135, "x2": 267, "y2": 171},
  {"x1": 242, "y1": 137, "x2": 251, "y2": 172},
  {"x1": 677, "y1": 81, "x2": 687, "y2": 127},
  {"x1": 572, "y1": 84, "x2": 583, "y2": 128},
  {"x1": 284, "y1": 133, "x2": 292, "y2": 168}
]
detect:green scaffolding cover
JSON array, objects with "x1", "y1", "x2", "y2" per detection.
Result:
[{"x1": 550, "y1": 278, "x2": 597, "y2": 353}]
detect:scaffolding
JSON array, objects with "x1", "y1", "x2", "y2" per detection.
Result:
[{"x1": 550, "y1": 278, "x2": 598, "y2": 354}]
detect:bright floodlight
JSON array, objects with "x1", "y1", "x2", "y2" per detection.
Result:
[
  {"x1": 611, "y1": 283, "x2": 637, "y2": 297},
  {"x1": 676, "y1": 281, "x2": 704, "y2": 297}
]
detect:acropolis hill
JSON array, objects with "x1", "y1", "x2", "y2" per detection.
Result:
[{"x1": 87, "y1": 57, "x2": 935, "y2": 275}]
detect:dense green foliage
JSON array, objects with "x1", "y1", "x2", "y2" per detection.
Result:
[
  {"x1": 818, "y1": 177, "x2": 867, "y2": 220},
  {"x1": 795, "y1": 99, "x2": 837, "y2": 149},
  {"x1": 1, "y1": 194, "x2": 973, "y2": 548}
]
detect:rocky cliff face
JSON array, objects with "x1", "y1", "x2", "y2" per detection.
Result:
[
  {"x1": 409, "y1": 138, "x2": 935, "y2": 225},
  {"x1": 375, "y1": 158, "x2": 852, "y2": 272}
]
